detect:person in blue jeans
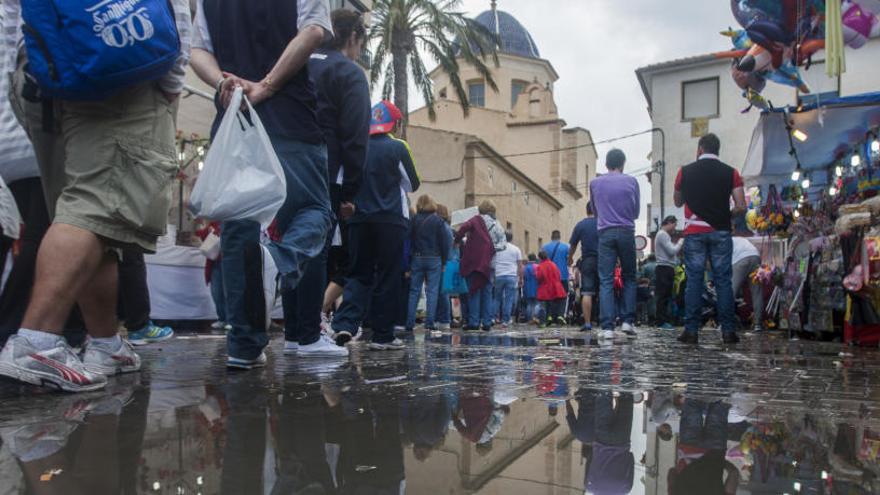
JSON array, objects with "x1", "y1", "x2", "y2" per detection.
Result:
[
  {"x1": 434, "y1": 204, "x2": 455, "y2": 329},
  {"x1": 674, "y1": 134, "x2": 746, "y2": 345},
  {"x1": 589, "y1": 149, "x2": 640, "y2": 340},
  {"x1": 455, "y1": 201, "x2": 499, "y2": 331},
  {"x1": 406, "y1": 195, "x2": 450, "y2": 331},
  {"x1": 190, "y1": 0, "x2": 336, "y2": 368},
  {"x1": 492, "y1": 232, "x2": 523, "y2": 327},
  {"x1": 522, "y1": 254, "x2": 540, "y2": 323}
]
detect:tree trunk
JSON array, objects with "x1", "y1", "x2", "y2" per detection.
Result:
[{"x1": 391, "y1": 44, "x2": 409, "y2": 139}]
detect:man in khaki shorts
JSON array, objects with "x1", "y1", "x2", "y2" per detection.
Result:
[{"x1": 0, "y1": 0, "x2": 192, "y2": 392}]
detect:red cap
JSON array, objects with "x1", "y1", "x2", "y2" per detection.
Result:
[{"x1": 369, "y1": 100, "x2": 403, "y2": 135}]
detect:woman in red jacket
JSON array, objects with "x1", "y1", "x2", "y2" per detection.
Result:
[{"x1": 537, "y1": 250, "x2": 567, "y2": 326}]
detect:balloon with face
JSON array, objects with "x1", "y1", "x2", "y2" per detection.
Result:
[{"x1": 842, "y1": 0, "x2": 880, "y2": 48}]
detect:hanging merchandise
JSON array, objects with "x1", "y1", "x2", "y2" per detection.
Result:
[{"x1": 748, "y1": 184, "x2": 793, "y2": 235}]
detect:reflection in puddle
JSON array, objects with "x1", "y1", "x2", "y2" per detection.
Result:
[{"x1": 0, "y1": 330, "x2": 878, "y2": 493}]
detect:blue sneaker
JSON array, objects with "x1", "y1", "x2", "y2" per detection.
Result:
[
  {"x1": 658, "y1": 323, "x2": 675, "y2": 331},
  {"x1": 128, "y1": 322, "x2": 174, "y2": 346}
]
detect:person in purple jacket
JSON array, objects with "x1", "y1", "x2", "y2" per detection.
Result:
[{"x1": 589, "y1": 149, "x2": 640, "y2": 341}]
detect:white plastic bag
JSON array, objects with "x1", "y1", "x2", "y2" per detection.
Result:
[
  {"x1": 189, "y1": 87, "x2": 286, "y2": 227},
  {"x1": 0, "y1": 175, "x2": 21, "y2": 240}
]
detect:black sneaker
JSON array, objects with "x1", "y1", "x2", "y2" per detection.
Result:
[
  {"x1": 676, "y1": 332, "x2": 699, "y2": 345},
  {"x1": 722, "y1": 333, "x2": 740, "y2": 345},
  {"x1": 462, "y1": 326, "x2": 480, "y2": 332},
  {"x1": 481, "y1": 324, "x2": 492, "y2": 332}
]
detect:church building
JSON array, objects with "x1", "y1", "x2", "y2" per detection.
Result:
[{"x1": 407, "y1": 3, "x2": 597, "y2": 255}]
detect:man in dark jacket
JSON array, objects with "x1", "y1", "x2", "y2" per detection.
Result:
[
  {"x1": 308, "y1": 10, "x2": 371, "y2": 323},
  {"x1": 331, "y1": 101, "x2": 420, "y2": 350},
  {"x1": 674, "y1": 133, "x2": 747, "y2": 346},
  {"x1": 280, "y1": 9, "x2": 371, "y2": 355}
]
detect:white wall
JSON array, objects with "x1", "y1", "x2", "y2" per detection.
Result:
[{"x1": 644, "y1": 37, "x2": 880, "y2": 232}]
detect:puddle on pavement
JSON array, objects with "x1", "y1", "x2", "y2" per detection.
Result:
[{"x1": 0, "y1": 329, "x2": 879, "y2": 494}]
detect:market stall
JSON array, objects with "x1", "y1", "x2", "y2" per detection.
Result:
[{"x1": 741, "y1": 92, "x2": 880, "y2": 344}]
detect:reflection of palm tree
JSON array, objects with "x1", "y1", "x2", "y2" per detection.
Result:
[{"x1": 368, "y1": 0, "x2": 499, "y2": 129}]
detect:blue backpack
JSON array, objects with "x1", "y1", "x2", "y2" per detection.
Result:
[{"x1": 21, "y1": 0, "x2": 180, "y2": 100}]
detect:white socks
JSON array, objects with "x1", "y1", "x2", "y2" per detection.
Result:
[
  {"x1": 89, "y1": 335, "x2": 122, "y2": 351},
  {"x1": 18, "y1": 329, "x2": 64, "y2": 350}
]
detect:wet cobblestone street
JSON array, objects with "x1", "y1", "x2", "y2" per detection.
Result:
[{"x1": 1, "y1": 326, "x2": 879, "y2": 494}]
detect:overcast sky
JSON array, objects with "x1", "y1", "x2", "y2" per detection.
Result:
[
  {"x1": 403, "y1": 1, "x2": 741, "y2": 230},
  {"x1": 455, "y1": 0, "x2": 740, "y2": 169}
]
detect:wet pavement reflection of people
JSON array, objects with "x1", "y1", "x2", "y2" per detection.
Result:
[
  {"x1": 0, "y1": 377, "x2": 148, "y2": 494},
  {"x1": 668, "y1": 399, "x2": 738, "y2": 495}
]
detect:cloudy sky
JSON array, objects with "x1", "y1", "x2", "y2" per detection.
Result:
[
  {"x1": 452, "y1": 1, "x2": 738, "y2": 168},
  {"x1": 403, "y1": 0, "x2": 742, "y2": 228}
]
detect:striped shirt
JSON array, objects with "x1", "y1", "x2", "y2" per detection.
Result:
[{"x1": 0, "y1": 2, "x2": 37, "y2": 182}]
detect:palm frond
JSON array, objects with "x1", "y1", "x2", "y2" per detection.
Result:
[{"x1": 368, "y1": 0, "x2": 499, "y2": 118}]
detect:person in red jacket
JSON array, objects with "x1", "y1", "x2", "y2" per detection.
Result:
[{"x1": 537, "y1": 250, "x2": 567, "y2": 326}]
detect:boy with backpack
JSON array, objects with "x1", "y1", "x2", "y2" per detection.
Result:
[{"x1": 0, "y1": 0, "x2": 192, "y2": 391}]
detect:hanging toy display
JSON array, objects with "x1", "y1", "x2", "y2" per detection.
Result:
[{"x1": 747, "y1": 184, "x2": 793, "y2": 235}]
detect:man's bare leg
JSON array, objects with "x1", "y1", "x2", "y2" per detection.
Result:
[
  {"x1": 77, "y1": 253, "x2": 119, "y2": 338},
  {"x1": 582, "y1": 294, "x2": 593, "y2": 327},
  {"x1": 21, "y1": 224, "x2": 104, "y2": 334},
  {"x1": 322, "y1": 281, "x2": 343, "y2": 314}
]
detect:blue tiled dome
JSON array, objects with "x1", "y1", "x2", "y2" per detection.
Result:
[{"x1": 474, "y1": 10, "x2": 540, "y2": 59}]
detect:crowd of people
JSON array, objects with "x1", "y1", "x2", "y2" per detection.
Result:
[{"x1": 0, "y1": 0, "x2": 761, "y2": 395}]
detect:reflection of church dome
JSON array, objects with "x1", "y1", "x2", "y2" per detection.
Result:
[{"x1": 474, "y1": 9, "x2": 540, "y2": 59}]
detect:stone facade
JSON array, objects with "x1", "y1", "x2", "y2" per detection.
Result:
[
  {"x1": 408, "y1": 10, "x2": 597, "y2": 249},
  {"x1": 407, "y1": 126, "x2": 563, "y2": 256}
]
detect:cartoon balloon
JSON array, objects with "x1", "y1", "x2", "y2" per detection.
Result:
[{"x1": 843, "y1": 0, "x2": 880, "y2": 48}]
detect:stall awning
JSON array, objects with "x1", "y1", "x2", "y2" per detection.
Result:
[{"x1": 742, "y1": 92, "x2": 880, "y2": 187}]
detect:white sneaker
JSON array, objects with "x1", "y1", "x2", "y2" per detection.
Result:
[
  {"x1": 211, "y1": 321, "x2": 226, "y2": 330},
  {"x1": 82, "y1": 338, "x2": 142, "y2": 376},
  {"x1": 368, "y1": 338, "x2": 406, "y2": 351},
  {"x1": 0, "y1": 334, "x2": 107, "y2": 392},
  {"x1": 621, "y1": 322, "x2": 637, "y2": 338},
  {"x1": 283, "y1": 341, "x2": 299, "y2": 355},
  {"x1": 600, "y1": 330, "x2": 615, "y2": 340},
  {"x1": 299, "y1": 335, "x2": 349, "y2": 357},
  {"x1": 227, "y1": 352, "x2": 267, "y2": 370}
]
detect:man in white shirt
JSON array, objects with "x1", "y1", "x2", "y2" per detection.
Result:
[
  {"x1": 654, "y1": 216, "x2": 683, "y2": 329},
  {"x1": 492, "y1": 232, "x2": 523, "y2": 327},
  {"x1": 731, "y1": 235, "x2": 763, "y2": 332}
]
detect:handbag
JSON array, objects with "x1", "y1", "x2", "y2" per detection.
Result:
[{"x1": 442, "y1": 259, "x2": 468, "y2": 295}]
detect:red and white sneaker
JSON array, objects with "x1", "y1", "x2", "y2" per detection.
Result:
[
  {"x1": 0, "y1": 335, "x2": 107, "y2": 392},
  {"x1": 82, "y1": 338, "x2": 142, "y2": 377}
]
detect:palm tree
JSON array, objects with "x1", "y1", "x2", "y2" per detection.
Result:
[{"x1": 369, "y1": 0, "x2": 499, "y2": 129}]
